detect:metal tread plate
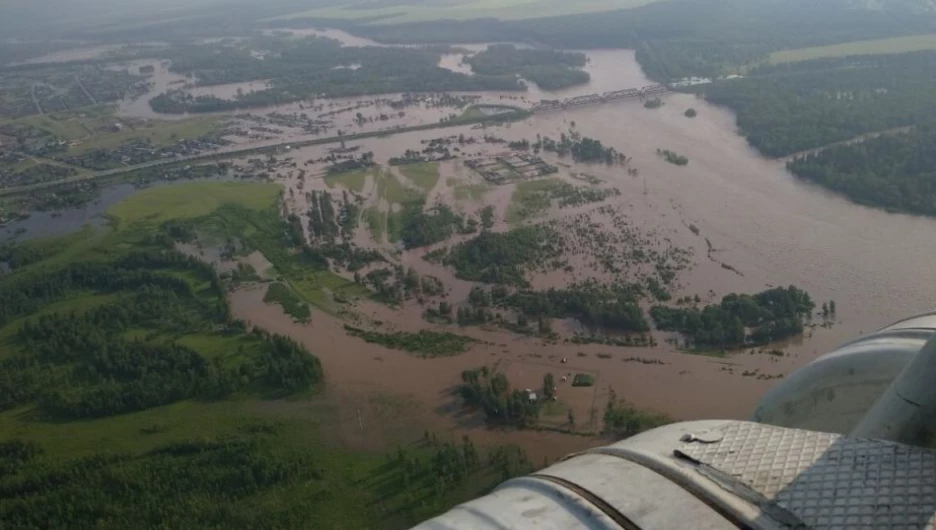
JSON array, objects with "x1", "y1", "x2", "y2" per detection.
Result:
[{"x1": 677, "y1": 422, "x2": 936, "y2": 529}]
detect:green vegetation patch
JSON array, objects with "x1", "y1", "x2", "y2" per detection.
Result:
[
  {"x1": 291, "y1": 269, "x2": 370, "y2": 312},
  {"x1": 400, "y1": 202, "x2": 467, "y2": 249},
  {"x1": 700, "y1": 52, "x2": 936, "y2": 158},
  {"x1": 108, "y1": 181, "x2": 281, "y2": 228},
  {"x1": 502, "y1": 285, "x2": 650, "y2": 332},
  {"x1": 264, "y1": 282, "x2": 311, "y2": 322},
  {"x1": 269, "y1": 0, "x2": 657, "y2": 24},
  {"x1": 786, "y1": 127, "x2": 936, "y2": 217},
  {"x1": 148, "y1": 38, "x2": 527, "y2": 114},
  {"x1": 508, "y1": 178, "x2": 559, "y2": 223},
  {"x1": 603, "y1": 389, "x2": 670, "y2": 437},
  {"x1": 507, "y1": 177, "x2": 619, "y2": 223},
  {"x1": 657, "y1": 149, "x2": 688, "y2": 166},
  {"x1": 651, "y1": 286, "x2": 814, "y2": 350},
  {"x1": 458, "y1": 107, "x2": 486, "y2": 121},
  {"x1": 378, "y1": 168, "x2": 422, "y2": 205},
  {"x1": 458, "y1": 367, "x2": 540, "y2": 427},
  {"x1": 441, "y1": 225, "x2": 561, "y2": 286},
  {"x1": 324, "y1": 168, "x2": 370, "y2": 193},
  {"x1": 0, "y1": 399, "x2": 526, "y2": 529},
  {"x1": 366, "y1": 206, "x2": 386, "y2": 242},
  {"x1": 769, "y1": 33, "x2": 936, "y2": 64},
  {"x1": 344, "y1": 325, "x2": 477, "y2": 357},
  {"x1": 467, "y1": 45, "x2": 590, "y2": 90},
  {"x1": 69, "y1": 116, "x2": 221, "y2": 154},
  {"x1": 400, "y1": 162, "x2": 441, "y2": 192}
]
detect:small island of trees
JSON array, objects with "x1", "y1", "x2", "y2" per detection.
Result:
[{"x1": 651, "y1": 285, "x2": 815, "y2": 350}]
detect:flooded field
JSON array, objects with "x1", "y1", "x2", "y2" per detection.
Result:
[
  {"x1": 24, "y1": 31, "x2": 936, "y2": 460},
  {"x1": 220, "y1": 43, "x2": 936, "y2": 455},
  {"x1": 0, "y1": 183, "x2": 137, "y2": 240}
]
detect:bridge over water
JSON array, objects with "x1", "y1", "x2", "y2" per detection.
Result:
[{"x1": 531, "y1": 84, "x2": 670, "y2": 112}]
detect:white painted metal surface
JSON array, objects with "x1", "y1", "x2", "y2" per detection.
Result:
[
  {"x1": 753, "y1": 312, "x2": 936, "y2": 434},
  {"x1": 414, "y1": 421, "x2": 936, "y2": 529},
  {"x1": 678, "y1": 422, "x2": 936, "y2": 529}
]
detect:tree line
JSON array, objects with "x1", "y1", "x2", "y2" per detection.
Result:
[
  {"x1": 467, "y1": 44, "x2": 590, "y2": 90},
  {"x1": 650, "y1": 286, "x2": 815, "y2": 349}
]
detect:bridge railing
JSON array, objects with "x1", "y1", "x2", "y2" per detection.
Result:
[{"x1": 531, "y1": 84, "x2": 670, "y2": 112}]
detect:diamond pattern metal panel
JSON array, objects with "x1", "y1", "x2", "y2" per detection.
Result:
[{"x1": 678, "y1": 422, "x2": 936, "y2": 529}]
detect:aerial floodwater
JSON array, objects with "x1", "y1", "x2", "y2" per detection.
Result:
[
  {"x1": 19, "y1": 29, "x2": 936, "y2": 452},
  {"x1": 11, "y1": 1, "x2": 936, "y2": 525},
  {"x1": 145, "y1": 34, "x2": 928, "y2": 456}
]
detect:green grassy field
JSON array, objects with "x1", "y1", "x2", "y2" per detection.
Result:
[
  {"x1": 361, "y1": 169, "x2": 425, "y2": 244},
  {"x1": 290, "y1": 269, "x2": 370, "y2": 312},
  {"x1": 769, "y1": 33, "x2": 936, "y2": 63},
  {"x1": 268, "y1": 0, "x2": 660, "y2": 24},
  {"x1": 400, "y1": 162, "x2": 440, "y2": 192},
  {"x1": 324, "y1": 168, "x2": 371, "y2": 192},
  {"x1": 108, "y1": 181, "x2": 281, "y2": 227},
  {"x1": 507, "y1": 177, "x2": 558, "y2": 224},
  {"x1": 366, "y1": 206, "x2": 387, "y2": 243},
  {"x1": 379, "y1": 168, "x2": 422, "y2": 204},
  {"x1": 459, "y1": 106, "x2": 487, "y2": 120}
]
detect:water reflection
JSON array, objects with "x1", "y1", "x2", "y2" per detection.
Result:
[
  {"x1": 0, "y1": 177, "x2": 235, "y2": 242},
  {"x1": 0, "y1": 183, "x2": 136, "y2": 241}
]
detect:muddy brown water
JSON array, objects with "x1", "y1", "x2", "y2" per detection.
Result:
[{"x1": 98, "y1": 36, "x2": 936, "y2": 458}]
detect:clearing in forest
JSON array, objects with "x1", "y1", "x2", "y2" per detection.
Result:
[{"x1": 769, "y1": 33, "x2": 936, "y2": 63}]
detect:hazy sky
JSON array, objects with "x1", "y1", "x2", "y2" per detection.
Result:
[{"x1": 0, "y1": 0, "x2": 320, "y2": 38}]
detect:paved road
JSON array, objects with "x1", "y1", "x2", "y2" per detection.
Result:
[
  {"x1": 30, "y1": 84, "x2": 43, "y2": 115},
  {"x1": 75, "y1": 76, "x2": 98, "y2": 105}
]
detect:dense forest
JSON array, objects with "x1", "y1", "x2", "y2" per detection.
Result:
[
  {"x1": 787, "y1": 124, "x2": 936, "y2": 216},
  {"x1": 650, "y1": 286, "x2": 815, "y2": 349},
  {"x1": 467, "y1": 45, "x2": 590, "y2": 90},
  {"x1": 698, "y1": 51, "x2": 936, "y2": 157},
  {"x1": 0, "y1": 247, "x2": 322, "y2": 419},
  {"x1": 149, "y1": 36, "x2": 524, "y2": 113}
]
